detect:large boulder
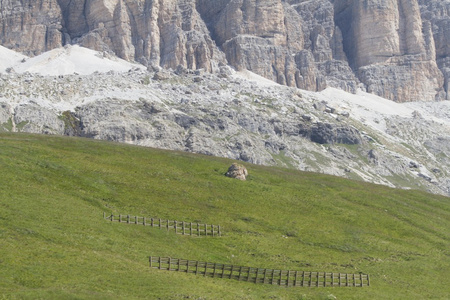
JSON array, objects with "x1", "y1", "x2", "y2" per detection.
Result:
[{"x1": 225, "y1": 163, "x2": 248, "y2": 181}]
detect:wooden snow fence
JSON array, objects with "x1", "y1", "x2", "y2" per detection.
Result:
[
  {"x1": 149, "y1": 257, "x2": 370, "y2": 288},
  {"x1": 104, "y1": 213, "x2": 221, "y2": 236}
]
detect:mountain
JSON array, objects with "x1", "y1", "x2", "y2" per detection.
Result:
[
  {"x1": 1, "y1": 44, "x2": 450, "y2": 196},
  {"x1": 1, "y1": 1, "x2": 450, "y2": 196},
  {"x1": 0, "y1": 0, "x2": 449, "y2": 102}
]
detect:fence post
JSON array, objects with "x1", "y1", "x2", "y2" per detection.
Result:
[
  {"x1": 368, "y1": 274, "x2": 370, "y2": 286},
  {"x1": 316, "y1": 272, "x2": 320, "y2": 287},
  {"x1": 143, "y1": 217, "x2": 146, "y2": 226},
  {"x1": 190, "y1": 222, "x2": 192, "y2": 235},
  {"x1": 175, "y1": 221, "x2": 177, "y2": 234},
  {"x1": 127, "y1": 215, "x2": 130, "y2": 224},
  {"x1": 119, "y1": 214, "x2": 122, "y2": 222},
  {"x1": 197, "y1": 223, "x2": 200, "y2": 236},
  {"x1": 294, "y1": 271, "x2": 298, "y2": 286},
  {"x1": 110, "y1": 214, "x2": 114, "y2": 222},
  {"x1": 159, "y1": 218, "x2": 161, "y2": 229},
  {"x1": 149, "y1": 256, "x2": 152, "y2": 268},
  {"x1": 287, "y1": 270, "x2": 291, "y2": 286},
  {"x1": 205, "y1": 224, "x2": 207, "y2": 236},
  {"x1": 212, "y1": 224, "x2": 214, "y2": 236},
  {"x1": 183, "y1": 221, "x2": 185, "y2": 235},
  {"x1": 135, "y1": 216, "x2": 138, "y2": 225},
  {"x1": 167, "y1": 219, "x2": 169, "y2": 231},
  {"x1": 218, "y1": 225, "x2": 221, "y2": 236}
]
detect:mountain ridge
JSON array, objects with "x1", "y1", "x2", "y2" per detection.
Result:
[{"x1": 0, "y1": 0, "x2": 449, "y2": 102}]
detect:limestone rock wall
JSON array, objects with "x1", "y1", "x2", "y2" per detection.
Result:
[
  {"x1": 0, "y1": 0, "x2": 65, "y2": 55},
  {"x1": 419, "y1": 0, "x2": 450, "y2": 100},
  {"x1": 334, "y1": 0, "x2": 445, "y2": 101},
  {"x1": 0, "y1": 0, "x2": 449, "y2": 102}
]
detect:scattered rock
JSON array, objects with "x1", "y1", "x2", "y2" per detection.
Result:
[
  {"x1": 153, "y1": 70, "x2": 171, "y2": 81},
  {"x1": 409, "y1": 161, "x2": 420, "y2": 168},
  {"x1": 368, "y1": 149, "x2": 378, "y2": 164},
  {"x1": 340, "y1": 111, "x2": 350, "y2": 118},
  {"x1": 412, "y1": 111, "x2": 422, "y2": 119},
  {"x1": 301, "y1": 115, "x2": 312, "y2": 121},
  {"x1": 218, "y1": 66, "x2": 233, "y2": 78},
  {"x1": 418, "y1": 173, "x2": 433, "y2": 182},
  {"x1": 313, "y1": 101, "x2": 327, "y2": 112}
]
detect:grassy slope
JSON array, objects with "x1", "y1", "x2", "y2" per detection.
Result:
[{"x1": 0, "y1": 133, "x2": 449, "y2": 300}]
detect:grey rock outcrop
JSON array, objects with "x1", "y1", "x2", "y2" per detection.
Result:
[
  {"x1": 0, "y1": 102, "x2": 11, "y2": 130},
  {"x1": 14, "y1": 102, "x2": 65, "y2": 134},
  {"x1": 1, "y1": 0, "x2": 449, "y2": 102},
  {"x1": 299, "y1": 122, "x2": 362, "y2": 145}
]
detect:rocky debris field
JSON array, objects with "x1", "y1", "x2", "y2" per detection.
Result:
[{"x1": 1, "y1": 65, "x2": 450, "y2": 196}]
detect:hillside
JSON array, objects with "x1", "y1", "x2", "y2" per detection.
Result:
[{"x1": 0, "y1": 133, "x2": 449, "y2": 299}]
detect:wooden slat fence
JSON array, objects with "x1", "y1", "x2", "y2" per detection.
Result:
[
  {"x1": 104, "y1": 213, "x2": 221, "y2": 236},
  {"x1": 149, "y1": 257, "x2": 369, "y2": 288}
]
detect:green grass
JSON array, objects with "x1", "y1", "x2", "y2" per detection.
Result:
[{"x1": 0, "y1": 132, "x2": 449, "y2": 299}]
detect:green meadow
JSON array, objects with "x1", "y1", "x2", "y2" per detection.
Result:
[{"x1": 0, "y1": 133, "x2": 449, "y2": 299}]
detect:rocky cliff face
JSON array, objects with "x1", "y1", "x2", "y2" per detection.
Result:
[
  {"x1": 0, "y1": 0, "x2": 449, "y2": 102},
  {"x1": 334, "y1": 0, "x2": 445, "y2": 102}
]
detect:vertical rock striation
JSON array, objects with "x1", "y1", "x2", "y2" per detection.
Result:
[
  {"x1": 0, "y1": 0, "x2": 449, "y2": 102},
  {"x1": 0, "y1": 0, "x2": 65, "y2": 55},
  {"x1": 419, "y1": 0, "x2": 450, "y2": 100},
  {"x1": 335, "y1": 0, "x2": 445, "y2": 102}
]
